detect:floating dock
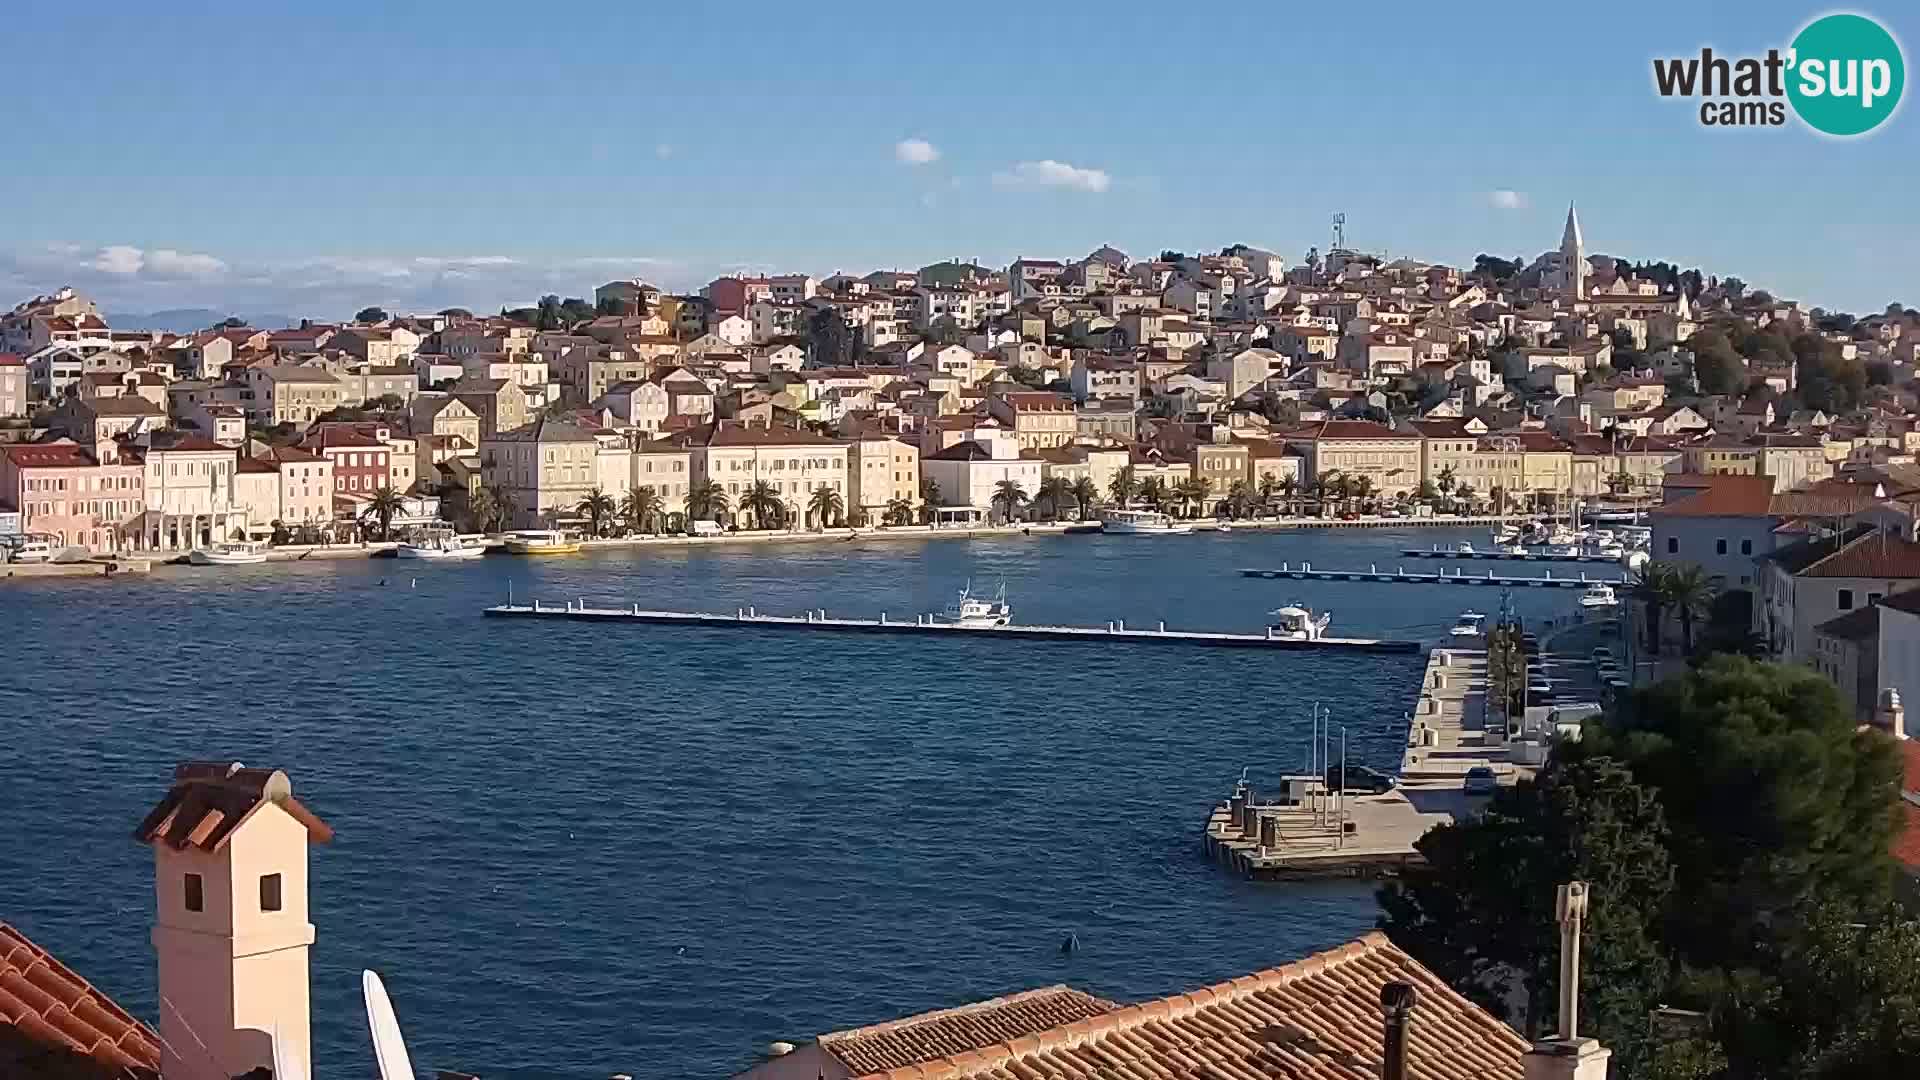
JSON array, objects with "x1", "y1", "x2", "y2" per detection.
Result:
[
  {"x1": 482, "y1": 602, "x2": 1422, "y2": 653},
  {"x1": 1237, "y1": 564, "x2": 1627, "y2": 589},
  {"x1": 1400, "y1": 547, "x2": 1622, "y2": 564},
  {"x1": 2, "y1": 558, "x2": 151, "y2": 581}
]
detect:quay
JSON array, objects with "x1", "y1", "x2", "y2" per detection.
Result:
[
  {"x1": 1202, "y1": 648, "x2": 1503, "y2": 879},
  {"x1": 1237, "y1": 563, "x2": 1627, "y2": 589},
  {"x1": 1400, "y1": 546, "x2": 1622, "y2": 565},
  {"x1": 2, "y1": 558, "x2": 151, "y2": 581},
  {"x1": 482, "y1": 601, "x2": 1423, "y2": 653}
]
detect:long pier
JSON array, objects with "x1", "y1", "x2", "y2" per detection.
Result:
[
  {"x1": 482, "y1": 602, "x2": 1422, "y2": 653},
  {"x1": 1237, "y1": 563, "x2": 1627, "y2": 589},
  {"x1": 1400, "y1": 547, "x2": 1622, "y2": 564}
]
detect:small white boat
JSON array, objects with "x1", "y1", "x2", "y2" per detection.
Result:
[
  {"x1": 1100, "y1": 508, "x2": 1193, "y2": 535},
  {"x1": 1452, "y1": 541, "x2": 1476, "y2": 554},
  {"x1": 398, "y1": 529, "x2": 487, "y2": 560},
  {"x1": 1268, "y1": 603, "x2": 1332, "y2": 641},
  {"x1": 1217, "y1": 522, "x2": 1233, "y2": 533},
  {"x1": 1579, "y1": 583, "x2": 1620, "y2": 608},
  {"x1": 189, "y1": 542, "x2": 270, "y2": 566},
  {"x1": 1492, "y1": 524, "x2": 1521, "y2": 544},
  {"x1": 1546, "y1": 544, "x2": 1580, "y2": 557},
  {"x1": 1501, "y1": 543, "x2": 1530, "y2": 555},
  {"x1": 1594, "y1": 541, "x2": 1626, "y2": 558},
  {"x1": 1547, "y1": 526, "x2": 1578, "y2": 546},
  {"x1": 934, "y1": 581, "x2": 1012, "y2": 627},
  {"x1": 1449, "y1": 610, "x2": 1488, "y2": 637}
]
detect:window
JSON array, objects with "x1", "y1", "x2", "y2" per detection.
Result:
[
  {"x1": 1741, "y1": 539, "x2": 1753, "y2": 555},
  {"x1": 1716, "y1": 538, "x2": 1728, "y2": 555},
  {"x1": 1839, "y1": 589, "x2": 1854, "y2": 610},
  {"x1": 1666, "y1": 537, "x2": 1679, "y2": 554},
  {"x1": 260, "y1": 873, "x2": 283, "y2": 912},
  {"x1": 184, "y1": 872, "x2": 204, "y2": 912}
]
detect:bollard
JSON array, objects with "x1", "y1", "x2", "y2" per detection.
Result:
[
  {"x1": 1229, "y1": 789, "x2": 1247, "y2": 833},
  {"x1": 1243, "y1": 804, "x2": 1260, "y2": 841},
  {"x1": 633, "y1": 603, "x2": 640, "y2": 615},
  {"x1": 1259, "y1": 814, "x2": 1277, "y2": 849},
  {"x1": 880, "y1": 612, "x2": 886, "y2": 624},
  {"x1": 1118, "y1": 619, "x2": 1125, "y2": 632}
]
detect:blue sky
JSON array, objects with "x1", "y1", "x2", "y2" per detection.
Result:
[{"x1": 2, "y1": 0, "x2": 1913, "y2": 318}]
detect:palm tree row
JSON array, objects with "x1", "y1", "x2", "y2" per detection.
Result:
[{"x1": 1629, "y1": 561, "x2": 1716, "y2": 655}]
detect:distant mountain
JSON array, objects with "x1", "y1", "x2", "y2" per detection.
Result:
[{"x1": 106, "y1": 309, "x2": 297, "y2": 334}]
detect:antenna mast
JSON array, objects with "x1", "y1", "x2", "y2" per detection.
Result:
[{"x1": 1331, "y1": 212, "x2": 1347, "y2": 250}]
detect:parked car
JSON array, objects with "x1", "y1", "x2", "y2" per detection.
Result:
[
  {"x1": 1464, "y1": 766, "x2": 1499, "y2": 796},
  {"x1": 1591, "y1": 646, "x2": 1614, "y2": 663},
  {"x1": 1325, "y1": 763, "x2": 1399, "y2": 794}
]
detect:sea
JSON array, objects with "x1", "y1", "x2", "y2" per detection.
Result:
[{"x1": 0, "y1": 524, "x2": 1599, "y2": 1079}]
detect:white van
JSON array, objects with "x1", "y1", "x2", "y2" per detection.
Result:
[{"x1": 689, "y1": 520, "x2": 725, "y2": 537}]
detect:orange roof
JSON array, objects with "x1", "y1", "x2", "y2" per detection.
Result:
[
  {"x1": 1649, "y1": 474, "x2": 1777, "y2": 517},
  {"x1": 818, "y1": 987, "x2": 1118, "y2": 1076},
  {"x1": 0, "y1": 922, "x2": 161, "y2": 1079},
  {"x1": 134, "y1": 762, "x2": 333, "y2": 852},
  {"x1": 1895, "y1": 742, "x2": 1920, "y2": 873},
  {"x1": 843, "y1": 933, "x2": 1525, "y2": 1080}
]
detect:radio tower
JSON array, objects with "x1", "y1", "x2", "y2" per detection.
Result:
[{"x1": 1331, "y1": 212, "x2": 1347, "y2": 251}]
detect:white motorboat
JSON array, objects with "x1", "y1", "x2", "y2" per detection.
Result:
[
  {"x1": 1594, "y1": 541, "x2": 1626, "y2": 558},
  {"x1": 1547, "y1": 526, "x2": 1578, "y2": 546},
  {"x1": 1217, "y1": 522, "x2": 1233, "y2": 533},
  {"x1": 1578, "y1": 583, "x2": 1620, "y2": 608},
  {"x1": 1501, "y1": 543, "x2": 1530, "y2": 555},
  {"x1": 1546, "y1": 544, "x2": 1580, "y2": 557},
  {"x1": 1268, "y1": 603, "x2": 1332, "y2": 641},
  {"x1": 1492, "y1": 524, "x2": 1521, "y2": 544},
  {"x1": 1100, "y1": 508, "x2": 1193, "y2": 535},
  {"x1": 1449, "y1": 610, "x2": 1488, "y2": 637},
  {"x1": 189, "y1": 542, "x2": 270, "y2": 566},
  {"x1": 1452, "y1": 541, "x2": 1476, "y2": 554},
  {"x1": 398, "y1": 529, "x2": 487, "y2": 560},
  {"x1": 934, "y1": 581, "x2": 1012, "y2": 627}
]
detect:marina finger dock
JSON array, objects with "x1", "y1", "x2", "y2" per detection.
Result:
[
  {"x1": 1400, "y1": 546, "x2": 1623, "y2": 564},
  {"x1": 1238, "y1": 564, "x2": 1628, "y2": 589},
  {"x1": 483, "y1": 601, "x2": 1423, "y2": 653}
]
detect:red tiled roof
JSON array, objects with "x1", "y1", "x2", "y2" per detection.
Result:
[
  {"x1": 134, "y1": 762, "x2": 333, "y2": 852},
  {"x1": 1792, "y1": 529, "x2": 1920, "y2": 579},
  {"x1": 1649, "y1": 474, "x2": 1778, "y2": 517},
  {"x1": 1286, "y1": 420, "x2": 1419, "y2": 441},
  {"x1": 1895, "y1": 742, "x2": 1920, "y2": 873},
  {"x1": 0, "y1": 922, "x2": 161, "y2": 1079},
  {"x1": 819, "y1": 987, "x2": 1119, "y2": 1075},
  {"x1": 2, "y1": 444, "x2": 100, "y2": 470},
  {"x1": 844, "y1": 933, "x2": 1526, "y2": 1080}
]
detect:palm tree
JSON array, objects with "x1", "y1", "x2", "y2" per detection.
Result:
[
  {"x1": 686, "y1": 480, "x2": 729, "y2": 523},
  {"x1": 1350, "y1": 475, "x2": 1376, "y2": 513},
  {"x1": 360, "y1": 486, "x2": 406, "y2": 541},
  {"x1": 1662, "y1": 564, "x2": 1716, "y2": 654},
  {"x1": 1606, "y1": 470, "x2": 1636, "y2": 497},
  {"x1": 991, "y1": 478, "x2": 1029, "y2": 523},
  {"x1": 1069, "y1": 476, "x2": 1100, "y2": 520},
  {"x1": 1108, "y1": 466, "x2": 1138, "y2": 508},
  {"x1": 1175, "y1": 477, "x2": 1211, "y2": 519},
  {"x1": 1488, "y1": 485, "x2": 1508, "y2": 516},
  {"x1": 1138, "y1": 475, "x2": 1169, "y2": 514},
  {"x1": 484, "y1": 482, "x2": 517, "y2": 531},
  {"x1": 1454, "y1": 481, "x2": 1476, "y2": 509},
  {"x1": 1224, "y1": 479, "x2": 1254, "y2": 520},
  {"x1": 576, "y1": 487, "x2": 617, "y2": 538},
  {"x1": 1631, "y1": 562, "x2": 1673, "y2": 654},
  {"x1": 1415, "y1": 479, "x2": 1439, "y2": 507},
  {"x1": 883, "y1": 496, "x2": 916, "y2": 526},
  {"x1": 1437, "y1": 465, "x2": 1457, "y2": 499},
  {"x1": 1034, "y1": 476, "x2": 1075, "y2": 521},
  {"x1": 620, "y1": 485, "x2": 665, "y2": 534},
  {"x1": 807, "y1": 486, "x2": 845, "y2": 528},
  {"x1": 1277, "y1": 475, "x2": 1299, "y2": 517},
  {"x1": 921, "y1": 477, "x2": 943, "y2": 511},
  {"x1": 1321, "y1": 473, "x2": 1349, "y2": 515},
  {"x1": 1257, "y1": 472, "x2": 1282, "y2": 517},
  {"x1": 741, "y1": 480, "x2": 784, "y2": 529},
  {"x1": 464, "y1": 486, "x2": 499, "y2": 533}
]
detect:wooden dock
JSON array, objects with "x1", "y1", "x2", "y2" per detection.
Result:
[
  {"x1": 482, "y1": 602, "x2": 1422, "y2": 653},
  {"x1": 1237, "y1": 564, "x2": 1627, "y2": 589},
  {"x1": 1400, "y1": 547, "x2": 1621, "y2": 565}
]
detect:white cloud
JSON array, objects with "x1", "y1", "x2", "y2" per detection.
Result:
[
  {"x1": 144, "y1": 249, "x2": 228, "y2": 278},
  {"x1": 894, "y1": 138, "x2": 940, "y2": 165},
  {"x1": 90, "y1": 246, "x2": 147, "y2": 275},
  {"x1": 84, "y1": 245, "x2": 226, "y2": 278},
  {"x1": 992, "y1": 159, "x2": 1111, "y2": 193},
  {"x1": 1487, "y1": 189, "x2": 1528, "y2": 210}
]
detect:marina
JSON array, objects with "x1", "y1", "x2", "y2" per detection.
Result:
[
  {"x1": 1400, "y1": 546, "x2": 1623, "y2": 564},
  {"x1": 1237, "y1": 564, "x2": 1631, "y2": 589},
  {"x1": 482, "y1": 600, "x2": 1424, "y2": 653}
]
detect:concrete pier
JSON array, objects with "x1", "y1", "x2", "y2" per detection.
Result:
[
  {"x1": 1237, "y1": 564, "x2": 1626, "y2": 589},
  {"x1": 1400, "y1": 547, "x2": 1622, "y2": 564},
  {"x1": 483, "y1": 602, "x2": 1423, "y2": 653},
  {"x1": 2, "y1": 558, "x2": 151, "y2": 581}
]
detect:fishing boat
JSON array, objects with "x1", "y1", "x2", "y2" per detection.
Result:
[
  {"x1": 933, "y1": 581, "x2": 1012, "y2": 627},
  {"x1": 189, "y1": 541, "x2": 270, "y2": 566},
  {"x1": 1267, "y1": 603, "x2": 1333, "y2": 641},
  {"x1": 1492, "y1": 524, "x2": 1521, "y2": 544},
  {"x1": 397, "y1": 527, "x2": 487, "y2": 560},
  {"x1": 1099, "y1": 508, "x2": 1193, "y2": 535},
  {"x1": 1578, "y1": 583, "x2": 1620, "y2": 608},
  {"x1": 503, "y1": 530, "x2": 581, "y2": 555},
  {"x1": 1449, "y1": 610, "x2": 1488, "y2": 637}
]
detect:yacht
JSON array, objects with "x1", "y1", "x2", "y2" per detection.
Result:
[
  {"x1": 503, "y1": 530, "x2": 582, "y2": 555},
  {"x1": 934, "y1": 582, "x2": 1012, "y2": 628},
  {"x1": 398, "y1": 528, "x2": 487, "y2": 560},
  {"x1": 1578, "y1": 583, "x2": 1620, "y2": 608},
  {"x1": 1099, "y1": 508, "x2": 1193, "y2": 535},
  {"x1": 1449, "y1": 610, "x2": 1488, "y2": 637},
  {"x1": 189, "y1": 542, "x2": 270, "y2": 566},
  {"x1": 1267, "y1": 603, "x2": 1333, "y2": 641}
]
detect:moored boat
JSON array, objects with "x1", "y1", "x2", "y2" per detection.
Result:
[
  {"x1": 1267, "y1": 602, "x2": 1332, "y2": 641},
  {"x1": 933, "y1": 581, "x2": 1012, "y2": 627},
  {"x1": 1100, "y1": 508, "x2": 1193, "y2": 535},
  {"x1": 503, "y1": 530, "x2": 582, "y2": 555},
  {"x1": 189, "y1": 542, "x2": 270, "y2": 566},
  {"x1": 1449, "y1": 610, "x2": 1488, "y2": 637},
  {"x1": 398, "y1": 528, "x2": 487, "y2": 560},
  {"x1": 1578, "y1": 583, "x2": 1620, "y2": 608}
]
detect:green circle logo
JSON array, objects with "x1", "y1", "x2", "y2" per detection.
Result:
[{"x1": 1788, "y1": 13, "x2": 1905, "y2": 136}]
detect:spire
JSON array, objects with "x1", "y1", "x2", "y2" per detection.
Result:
[
  {"x1": 1560, "y1": 202, "x2": 1583, "y2": 252},
  {"x1": 1560, "y1": 202, "x2": 1586, "y2": 302}
]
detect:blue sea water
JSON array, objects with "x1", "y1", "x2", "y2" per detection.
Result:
[{"x1": 0, "y1": 526, "x2": 1595, "y2": 1079}]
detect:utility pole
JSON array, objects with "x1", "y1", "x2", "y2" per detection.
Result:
[{"x1": 1555, "y1": 882, "x2": 1590, "y2": 1039}]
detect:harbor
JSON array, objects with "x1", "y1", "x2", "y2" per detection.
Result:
[
  {"x1": 1400, "y1": 546, "x2": 1623, "y2": 564},
  {"x1": 482, "y1": 600, "x2": 1424, "y2": 653},
  {"x1": 1237, "y1": 563, "x2": 1630, "y2": 589}
]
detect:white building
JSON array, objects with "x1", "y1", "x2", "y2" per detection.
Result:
[{"x1": 920, "y1": 423, "x2": 1042, "y2": 524}]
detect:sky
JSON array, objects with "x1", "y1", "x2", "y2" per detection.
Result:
[{"x1": 2, "y1": 0, "x2": 1914, "y2": 320}]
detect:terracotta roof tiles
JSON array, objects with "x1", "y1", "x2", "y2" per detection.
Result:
[
  {"x1": 820, "y1": 987, "x2": 1118, "y2": 1076},
  {"x1": 0, "y1": 923, "x2": 160, "y2": 1079},
  {"x1": 134, "y1": 762, "x2": 333, "y2": 852},
  {"x1": 1894, "y1": 742, "x2": 1920, "y2": 873}
]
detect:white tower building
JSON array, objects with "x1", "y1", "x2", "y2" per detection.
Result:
[{"x1": 1560, "y1": 203, "x2": 1586, "y2": 302}]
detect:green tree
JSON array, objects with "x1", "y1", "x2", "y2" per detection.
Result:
[
  {"x1": 1436, "y1": 465, "x2": 1457, "y2": 498},
  {"x1": 1278, "y1": 474, "x2": 1300, "y2": 515},
  {"x1": 1222, "y1": 479, "x2": 1255, "y2": 519},
  {"x1": 1174, "y1": 476, "x2": 1211, "y2": 518},
  {"x1": 620, "y1": 485, "x2": 664, "y2": 534},
  {"x1": 883, "y1": 497, "x2": 916, "y2": 526},
  {"x1": 1137, "y1": 475, "x2": 1170, "y2": 514},
  {"x1": 1660, "y1": 564, "x2": 1716, "y2": 654},
  {"x1": 535, "y1": 294, "x2": 566, "y2": 331},
  {"x1": 1688, "y1": 328, "x2": 1747, "y2": 396},
  {"x1": 1107, "y1": 466, "x2": 1138, "y2": 507},
  {"x1": 741, "y1": 480, "x2": 784, "y2": 529},
  {"x1": 354, "y1": 306, "x2": 389, "y2": 323},
  {"x1": 462, "y1": 486, "x2": 499, "y2": 533},
  {"x1": 575, "y1": 487, "x2": 616, "y2": 538},
  {"x1": 1033, "y1": 476, "x2": 1074, "y2": 521},
  {"x1": 686, "y1": 480, "x2": 729, "y2": 523},
  {"x1": 807, "y1": 485, "x2": 844, "y2": 528},
  {"x1": 1726, "y1": 904, "x2": 1920, "y2": 1078},
  {"x1": 1632, "y1": 561, "x2": 1675, "y2": 654},
  {"x1": 991, "y1": 478, "x2": 1029, "y2": 523},
  {"x1": 1069, "y1": 476, "x2": 1100, "y2": 520},
  {"x1": 484, "y1": 482, "x2": 517, "y2": 531},
  {"x1": 360, "y1": 486, "x2": 406, "y2": 540}
]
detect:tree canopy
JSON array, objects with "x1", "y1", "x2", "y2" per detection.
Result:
[{"x1": 354, "y1": 306, "x2": 389, "y2": 323}]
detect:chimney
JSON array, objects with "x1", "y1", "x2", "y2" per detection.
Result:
[
  {"x1": 1379, "y1": 981, "x2": 1415, "y2": 1080},
  {"x1": 1522, "y1": 882, "x2": 1612, "y2": 1080},
  {"x1": 1874, "y1": 687, "x2": 1908, "y2": 740}
]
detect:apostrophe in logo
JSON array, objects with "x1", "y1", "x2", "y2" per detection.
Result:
[
  {"x1": 1787, "y1": 13, "x2": 1904, "y2": 135},
  {"x1": 1651, "y1": 11, "x2": 1905, "y2": 136}
]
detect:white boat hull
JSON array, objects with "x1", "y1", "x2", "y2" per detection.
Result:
[
  {"x1": 189, "y1": 550, "x2": 269, "y2": 566},
  {"x1": 1101, "y1": 520, "x2": 1194, "y2": 535},
  {"x1": 396, "y1": 544, "x2": 486, "y2": 560}
]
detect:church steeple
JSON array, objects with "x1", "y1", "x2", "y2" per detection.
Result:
[{"x1": 1560, "y1": 202, "x2": 1586, "y2": 302}]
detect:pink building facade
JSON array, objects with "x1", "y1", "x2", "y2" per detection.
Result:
[{"x1": 0, "y1": 440, "x2": 146, "y2": 552}]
